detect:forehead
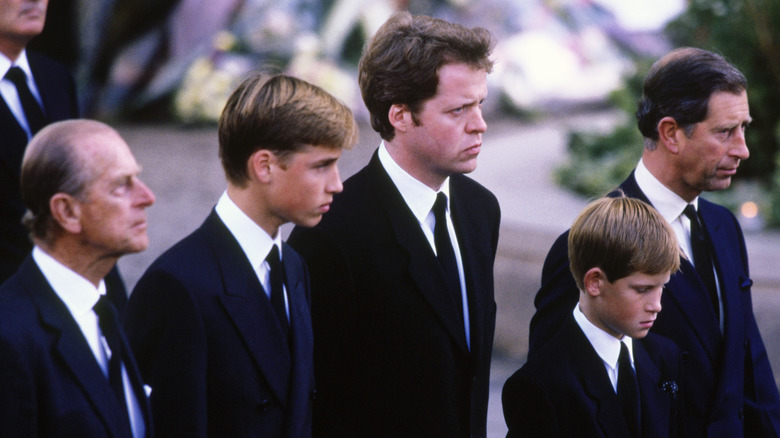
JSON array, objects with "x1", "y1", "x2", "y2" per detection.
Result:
[
  {"x1": 432, "y1": 63, "x2": 487, "y2": 99},
  {"x1": 617, "y1": 271, "x2": 670, "y2": 288},
  {"x1": 704, "y1": 90, "x2": 750, "y2": 123},
  {"x1": 80, "y1": 131, "x2": 136, "y2": 180},
  {"x1": 284, "y1": 144, "x2": 342, "y2": 162}
]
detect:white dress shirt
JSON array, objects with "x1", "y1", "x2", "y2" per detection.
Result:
[
  {"x1": 573, "y1": 305, "x2": 635, "y2": 392},
  {"x1": 215, "y1": 191, "x2": 289, "y2": 318},
  {"x1": 0, "y1": 50, "x2": 45, "y2": 140},
  {"x1": 378, "y1": 143, "x2": 471, "y2": 348},
  {"x1": 32, "y1": 247, "x2": 145, "y2": 438},
  {"x1": 634, "y1": 159, "x2": 723, "y2": 328}
]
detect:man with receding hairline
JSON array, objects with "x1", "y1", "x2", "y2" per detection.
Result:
[
  {"x1": 0, "y1": 119, "x2": 155, "y2": 437},
  {"x1": 530, "y1": 47, "x2": 780, "y2": 437}
]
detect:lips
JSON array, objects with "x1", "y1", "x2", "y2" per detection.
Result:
[
  {"x1": 464, "y1": 144, "x2": 482, "y2": 155},
  {"x1": 20, "y1": 5, "x2": 45, "y2": 17}
]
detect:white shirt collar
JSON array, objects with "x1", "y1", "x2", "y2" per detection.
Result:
[
  {"x1": 32, "y1": 246, "x2": 106, "y2": 318},
  {"x1": 0, "y1": 49, "x2": 33, "y2": 79},
  {"x1": 215, "y1": 191, "x2": 282, "y2": 270},
  {"x1": 635, "y1": 158, "x2": 699, "y2": 223},
  {"x1": 378, "y1": 142, "x2": 451, "y2": 223},
  {"x1": 573, "y1": 304, "x2": 634, "y2": 370}
]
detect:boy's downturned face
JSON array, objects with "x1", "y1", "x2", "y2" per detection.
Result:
[
  {"x1": 591, "y1": 270, "x2": 669, "y2": 339},
  {"x1": 266, "y1": 144, "x2": 343, "y2": 229}
]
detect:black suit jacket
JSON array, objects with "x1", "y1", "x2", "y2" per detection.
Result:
[
  {"x1": 0, "y1": 52, "x2": 79, "y2": 283},
  {"x1": 503, "y1": 315, "x2": 681, "y2": 438},
  {"x1": 125, "y1": 211, "x2": 315, "y2": 438},
  {"x1": 288, "y1": 150, "x2": 501, "y2": 437},
  {"x1": 529, "y1": 171, "x2": 780, "y2": 437},
  {"x1": 0, "y1": 256, "x2": 152, "y2": 437}
]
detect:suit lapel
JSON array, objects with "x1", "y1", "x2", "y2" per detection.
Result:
[
  {"x1": 28, "y1": 53, "x2": 77, "y2": 122},
  {"x1": 204, "y1": 212, "x2": 292, "y2": 407},
  {"x1": 282, "y1": 245, "x2": 314, "y2": 437},
  {"x1": 0, "y1": 96, "x2": 28, "y2": 178},
  {"x1": 21, "y1": 258, "x2": 132, "y2": 438},
  {"x1": 634, "y1": 340, "x2": 672, "y2": 438},
  {"x1": 119, "y1": 327, "x2": 153, "y2": 435},
  {"x1": 367, "y1": 154, "x2": 469, "y2": 353},
  {"x1": 565, "y1": 318, "x2": 628, "y2": 438},
  {"x1": 449, "y1": 176, "x2": 489, "y2": 359},
  {"x1": 698, "y1": 199, "x2": 748, "y2": 414}
]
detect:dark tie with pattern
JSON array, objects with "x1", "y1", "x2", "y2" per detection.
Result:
[
  {"x1": 4, "y1": 66, "x2": 47, "y2": 135},
  {"x1": 683, "y1": 204, "x2": 719, "y2": 319},
  {"x1": 93, "y1": 295, "x2": 131, "y2": 425},
  {"x1": 618, "y1": 342, "x2": 641, "y2": 438},
  {"x1": 266, "y1": 245, "x2": 289, "y2": 336},
  {"x1": 432, "y1": 192, "x2": 463, "y2": 322}
]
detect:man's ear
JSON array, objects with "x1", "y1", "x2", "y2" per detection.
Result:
[
  {"x1": 388, "y1": 104, "x2": 410, "y2": 133},
  {"x1": 49, "y1": 193, "x2": 82, "y2": 234},
  {"x1": 657, "y1": 116, "x2": 683, "y2": 154},
  {"x1": 248, "y1": 149, "x2": 275, "y2": 183},
  {"x1": 583, "y1": 267, "x2": 606, "y2": 297}
]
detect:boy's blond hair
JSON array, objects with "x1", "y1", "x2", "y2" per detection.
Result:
[
  {"x1": 218, "y1": 73, "x2": 358, "y2": 186},
  {"x1": 568, "y1": 196, "x2": 680, "y2": 290}
]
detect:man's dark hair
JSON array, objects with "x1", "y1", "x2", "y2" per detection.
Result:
[
  {"x1": 636, "y1": 47, "x2": 747, "y2": 144},
  {"x1": 358, "y1": 11, "x2": 494, "y2": 141}
]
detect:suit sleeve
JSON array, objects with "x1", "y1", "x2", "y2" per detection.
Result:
[
  {"x1": 527, "y1": 231, "x2": 579, "y2": 358},
  {"x1": 502, "y1": 370, "x2": 560, "y2": 438},
  {"x1": 0, "y1": 334, "x2": 38, "y2": 437},
  {"x1": 733, "y1": 216, "x2": 780, "y2": 436},
  {"x1": 125, "y1": 270, "x2": 209, "y2": 438}
]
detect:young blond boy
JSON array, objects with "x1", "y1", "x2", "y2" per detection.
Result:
[
  {"x1": 124, "y1": 73, "x2": 357, "y2": 438},
  {"x1": 503, "y1": 196, "x2": 682, "y2": 438}
]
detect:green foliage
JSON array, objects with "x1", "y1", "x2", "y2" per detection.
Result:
[
  {"x1": 558, "y1": 0, "x2": 780, "y2": 226},
  {"x1": 666, "y1": 0, "x2": 780, "y2": 181},
  {"x1": 555, "y1": 65, "x2": 648, "y2": 198},
  {"x1": 555, "y1": 120, "x2": 642, "y2": 198}
]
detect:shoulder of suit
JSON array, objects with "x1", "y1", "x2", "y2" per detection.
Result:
[
  {"x1": 698, "y1": 197, "x2": 736, "y2": 218},
  {"x1": 0, "y1": 276, "x2": 41, "y2": 336},
  {"x1": 27, "y1": 51, "x2": 70, "y2": 71},
  {"x1": 450, "y1": 173, "x2": 496, "y2": 198},
  {"x1": 639, "y1": 333, "x2": 681, "y2": 374}
]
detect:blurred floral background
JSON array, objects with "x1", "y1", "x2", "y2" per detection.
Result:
[{"x1": 29, "y1": 0, "x2": 780, "y2": 228}]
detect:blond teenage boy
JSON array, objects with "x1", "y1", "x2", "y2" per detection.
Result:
[{"x1": 124, "y1": 73, "x2": 357, "y2": 438}]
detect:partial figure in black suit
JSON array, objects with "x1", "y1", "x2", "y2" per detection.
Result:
[
  {"x1": 124, "y1": 74, "x2": 358, "y2": 437},
  {"x1": 0, "y1": 120, "x2": 155, "y2": 437},
  {"x1": 288, "y1": 12, "x2": 500, "y2": 438},
  {"x1": 504, "y1": 196, "x2": 683, "y2": 438},
  {"x1": 0, "y1": 0, "x2": 127, "y2": 309},
  {"x1": 529, "y1": 47, "x2": 780, "y2": 437},
  {"x1": 0, "y1": 0, "x2": 78, "y2": 283}
]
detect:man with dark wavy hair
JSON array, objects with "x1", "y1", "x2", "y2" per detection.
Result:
[
  {"x1": 530, "y1": 47, "x2": 780, "y2": 437},
  {"x1": 289, "y1": 11, "x2": 499, "y2": 438}
]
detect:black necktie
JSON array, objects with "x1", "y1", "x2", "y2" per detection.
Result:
[
  {"x1": 4, "y1": 66, "x2": 47, "y2": 135},
  {"x1": 432, "y1": 193, "x2": 463, "y2": 322},
  {"x1": 266, "y1": 245, "x2": 289, "y2": 336},
  {"x1": 617, "y1": 342, "x2": 641, "y2": 438},
  {"x1": 93, "y1": 295, "x2": 131, "y2": 423},
  {"x1": 683, "y1": 204, "x2": 719, "y2": 319}
]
